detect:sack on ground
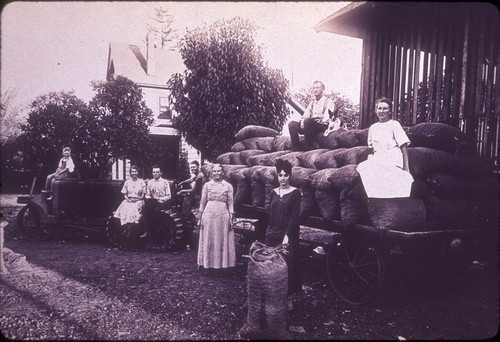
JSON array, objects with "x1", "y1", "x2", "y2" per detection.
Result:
[{"x1": 240, "y1": 241, "x2": 291, "y2": 340}]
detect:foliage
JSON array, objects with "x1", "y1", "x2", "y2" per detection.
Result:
[
  {"x1": 167, "y1": 17, "x2": 290, "y2": 161},
  {"x1": 146, "y1": 6, "x2": 178, "y2": 50},
  {"x1": 18, "y1": 76, "x2": 157, "y2": 179},
  {"x1": 1, "y1": 88, "x2": 24, "y2": 144}
]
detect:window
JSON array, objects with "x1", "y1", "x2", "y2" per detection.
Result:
[{"x1": 158, "y1": 97, "x2": 172, "y2": 120}]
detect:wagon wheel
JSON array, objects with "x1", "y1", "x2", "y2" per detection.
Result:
[
  {"x1": 105, "y1": 215, "x2": 145, "y2": 251},
  {"x1": 327, "y1": 238, "x2": 385, "y2": 305},
  {"x1": 156, "y1": 207, "x2": 195, "y2": 252},
  {"x1": 16, "y1": 204, "x2": 52, "y2": 241}
]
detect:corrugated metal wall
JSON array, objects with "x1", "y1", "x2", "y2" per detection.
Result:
[{"x1": 360, "y1": 3, "x2": 499, "y2": 169}]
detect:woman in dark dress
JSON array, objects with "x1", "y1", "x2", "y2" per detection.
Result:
[{"x1": 265, "y1": 159, "x2": 302, "y2": 308}]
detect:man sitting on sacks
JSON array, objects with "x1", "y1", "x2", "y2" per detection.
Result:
[{"x1": 288, "y1": 80, "x2": 335, "y2": 151}]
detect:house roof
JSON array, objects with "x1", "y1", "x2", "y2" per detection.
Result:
[
  {"x1": 107, "y1": 42, "x2": 185, "y2": 87},
  {"x1": 313, "y1": 2, "x2": 496, "y2": 39}
]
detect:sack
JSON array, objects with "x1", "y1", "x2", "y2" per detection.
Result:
[
  {"x1": 235, "y1": 125, "x2": 279, "y2": 141},
  {"x1": 240, "y1": 241, "x2": 291, "y2": 340},
  {"x1": 368, "y1": 198, "x2": 427, "y2": 232}
]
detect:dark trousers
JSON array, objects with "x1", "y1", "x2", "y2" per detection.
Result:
[
  {"x1": 142, "y1": 198, "x2": 169, "y2": 236},
  {"x1": 288, "y1": 118, "x2": 328, "y2": 151}
]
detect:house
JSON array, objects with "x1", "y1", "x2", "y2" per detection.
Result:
[
  {"x1": 106, "y1": 32, "x2": 199, "y2": 179},
  {"x1": 314, "y1": 2, "x2": 499, "y2": 169}
]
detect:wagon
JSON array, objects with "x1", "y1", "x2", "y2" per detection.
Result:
[
  {"x1": 233, "y1": 203, "x2": 498, "y2": 306},
  {"x1": 16, "y1": 178, "x2": 195, "y2": 251}
]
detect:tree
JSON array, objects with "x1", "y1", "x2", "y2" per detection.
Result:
[
  {"x1": 19, "y1": 76, "x2": 158, "y2": 179},
  {"x1": 1, "y1": 88, "x2": 24, "y2": 144},
  {"x1": 86, "y1": 75, "x2": 158, "y2": 176},
  {"x1": 167, "y1": 17, "x2": 290, "y2": 161},
  {"x1": 293, "y1": 88, "x2": 360, "y2": 129},
  {"x1": 146, "y1": 6, "x2": 178, "y2": 50}
]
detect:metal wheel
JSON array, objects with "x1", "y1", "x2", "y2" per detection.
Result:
[
  {"x1": 156, "y1": 207, "x2": 195, "y2": 251},
  {"x1": 16, "y1": 205, "x2": 51, "y2": 241},
  {"x1": 105, "y1": 215, "x2": 145, "y2": 250},
  {"x1": 327, "y1": 238, "x2": 385, "y2": 305}
]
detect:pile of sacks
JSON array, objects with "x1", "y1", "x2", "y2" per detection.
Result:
[{"x1": 202, "y1": 124, "x2": 498, "y2": 232}]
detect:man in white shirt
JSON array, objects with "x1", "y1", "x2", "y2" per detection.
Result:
[
  {"x1": 140, "y1": 165, "x2": 172, "y2": 239},
  {"x1": 288, "y1": 81, "x2": 335, "y2": 150}
]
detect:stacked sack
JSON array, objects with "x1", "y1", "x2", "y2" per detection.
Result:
[{"x1": 208, "y1": 123, "x2": 498, "y2": 232}]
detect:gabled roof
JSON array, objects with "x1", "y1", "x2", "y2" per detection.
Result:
[{"x1": 107, "y1": 42, "x2": 185, "y2": 87}]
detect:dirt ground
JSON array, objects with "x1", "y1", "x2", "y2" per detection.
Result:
[{"x1": 1, "y1": 193, "x2": 498, "y2": 340}]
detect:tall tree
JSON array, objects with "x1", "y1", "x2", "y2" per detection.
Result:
[
  {"x1": 1, "y1": 88, "x2": 24, "y2": 144},
  {"x1": 146, "y1": 6, "x2": 178, "y2": 50},
  {"x1": 167, "y1": 17, "x2": 290, "y2": 161}
]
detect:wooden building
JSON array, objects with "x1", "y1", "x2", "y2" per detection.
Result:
[{"x1": 314, "y1": 2, "x2": 499, "y2": 169}]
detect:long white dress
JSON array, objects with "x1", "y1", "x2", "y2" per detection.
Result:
[
  {"x1": 113, "y1": 179, "x2": 146, "y2": 225},
  {"x1": 197, "y1": 179, "x2": 236, "y2": 269},
  {"x1": 356, "y1": 119, "x2": 414, "y2": 198}
]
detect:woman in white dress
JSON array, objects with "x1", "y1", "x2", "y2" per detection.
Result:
[
  {"x1": 356, "y1": 97, "x2": 413, "y2": 198},
  {"x1": 113, "y1": 165, "x2": 146, "y2": 225},
  {"x1": 197, "y1": 163, "x2": 235, "y2": 275}
]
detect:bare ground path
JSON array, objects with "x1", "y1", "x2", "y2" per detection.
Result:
[{"x1": 1, "y1": 193, "x2": 498, "y2": 340}]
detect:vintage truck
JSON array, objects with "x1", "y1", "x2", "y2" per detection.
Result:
[{"x1": 16, "y1": 178, "x2": 195, "y2": 251}]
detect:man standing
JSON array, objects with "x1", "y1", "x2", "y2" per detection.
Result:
[
  {"x1": 288, "y1": 81, "x2": 335, "y2": 151},
  {"x1": 140, "y1": 165, "x2": 172, "y2": 239}
]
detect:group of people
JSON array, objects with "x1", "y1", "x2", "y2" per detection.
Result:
[{"x1": 44, "y1": 83, "x2": 413, "y2": 312}]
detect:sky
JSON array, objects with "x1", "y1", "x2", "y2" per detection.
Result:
[{"x1": 1, "y1": 1, "x2": 362, "y2": 116}]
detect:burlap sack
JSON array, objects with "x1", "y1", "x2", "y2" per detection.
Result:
[
  {"x1": 315, "y1": 130, "x2": 340, "y2": 149},
  {"x1": 240, "y1": 150, "x2": 267, "y2": 166},
  {"x1": 239, "y1": 242, "x2": 291, "y2": 340},
  {"x1": 235, "y1": 125, "x2": 279, "y2": 141},
  {"x1": 296, "y1": 149, "x2": 330, "y2": 169},
  {"x1": 216, "y1": 152, "x2": 243, "y2": 165},
  {"x1": 235, "y1": 178, "x2": 252, "y2": 206},
  {"x1": 426, "y1": 173, "x2": 467, "y2": 198},
  {"x1": 248, "y1": 151, "x2": 292, "y2": 167},
  {"x1": 326, "y1": 165, "x2": 360, "y2": 190},
  {"x1": 309, "y1": 168, "x2": 339, "y2": 191},
  {"x1": 340, "y1": 184, "x2": 370, "y2": 228},
  {"x1": 334, "y1": 130, "x2": 360, "y2": 148},
  {"x1": 331, "y1": 146, "x2": 371, "y2": 167},
  {"x1": 407, "y1": 147, "x2": 456, "y2": 179},
  {"x1": 354, "y1": 128, "x2": 369, "y2": 146},
  {"x1": 368, "y1": 198, "x2": 427, "y2": 232},
  {"x1": 289, "y1": 167, "x2": 318, "y2": 188},
  {"x1": 300, "y1": 186, "x2": 320, "y2": 218},
  {"x1": 272, "y1": 135, "x2": 293, "y2": 151},
  {"x1": 407, "y1": 122, "x2": 471, "y2": 154},
  {"x1": 315, "y1": 189, "x2": 341, "y2": 220},
  {"x1": 231, "y1": 141, "x2": 246, "y2": 152},
  {"x1": 313, "y1": 149, "x2": 347, "y2": 170},
  {"x1": 424, "y1": 195, "x2": 467, "y2": 230},
  {"x1": 242, "y1": 137, "x2": 276, "y2": 152},
  {"x1": 251, "y1": 180, "x2": 266, "y2": 208}
]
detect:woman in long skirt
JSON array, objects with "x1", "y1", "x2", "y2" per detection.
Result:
[{"x1": 197, "y1": 163, "x2": 235, "y2": 273}]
